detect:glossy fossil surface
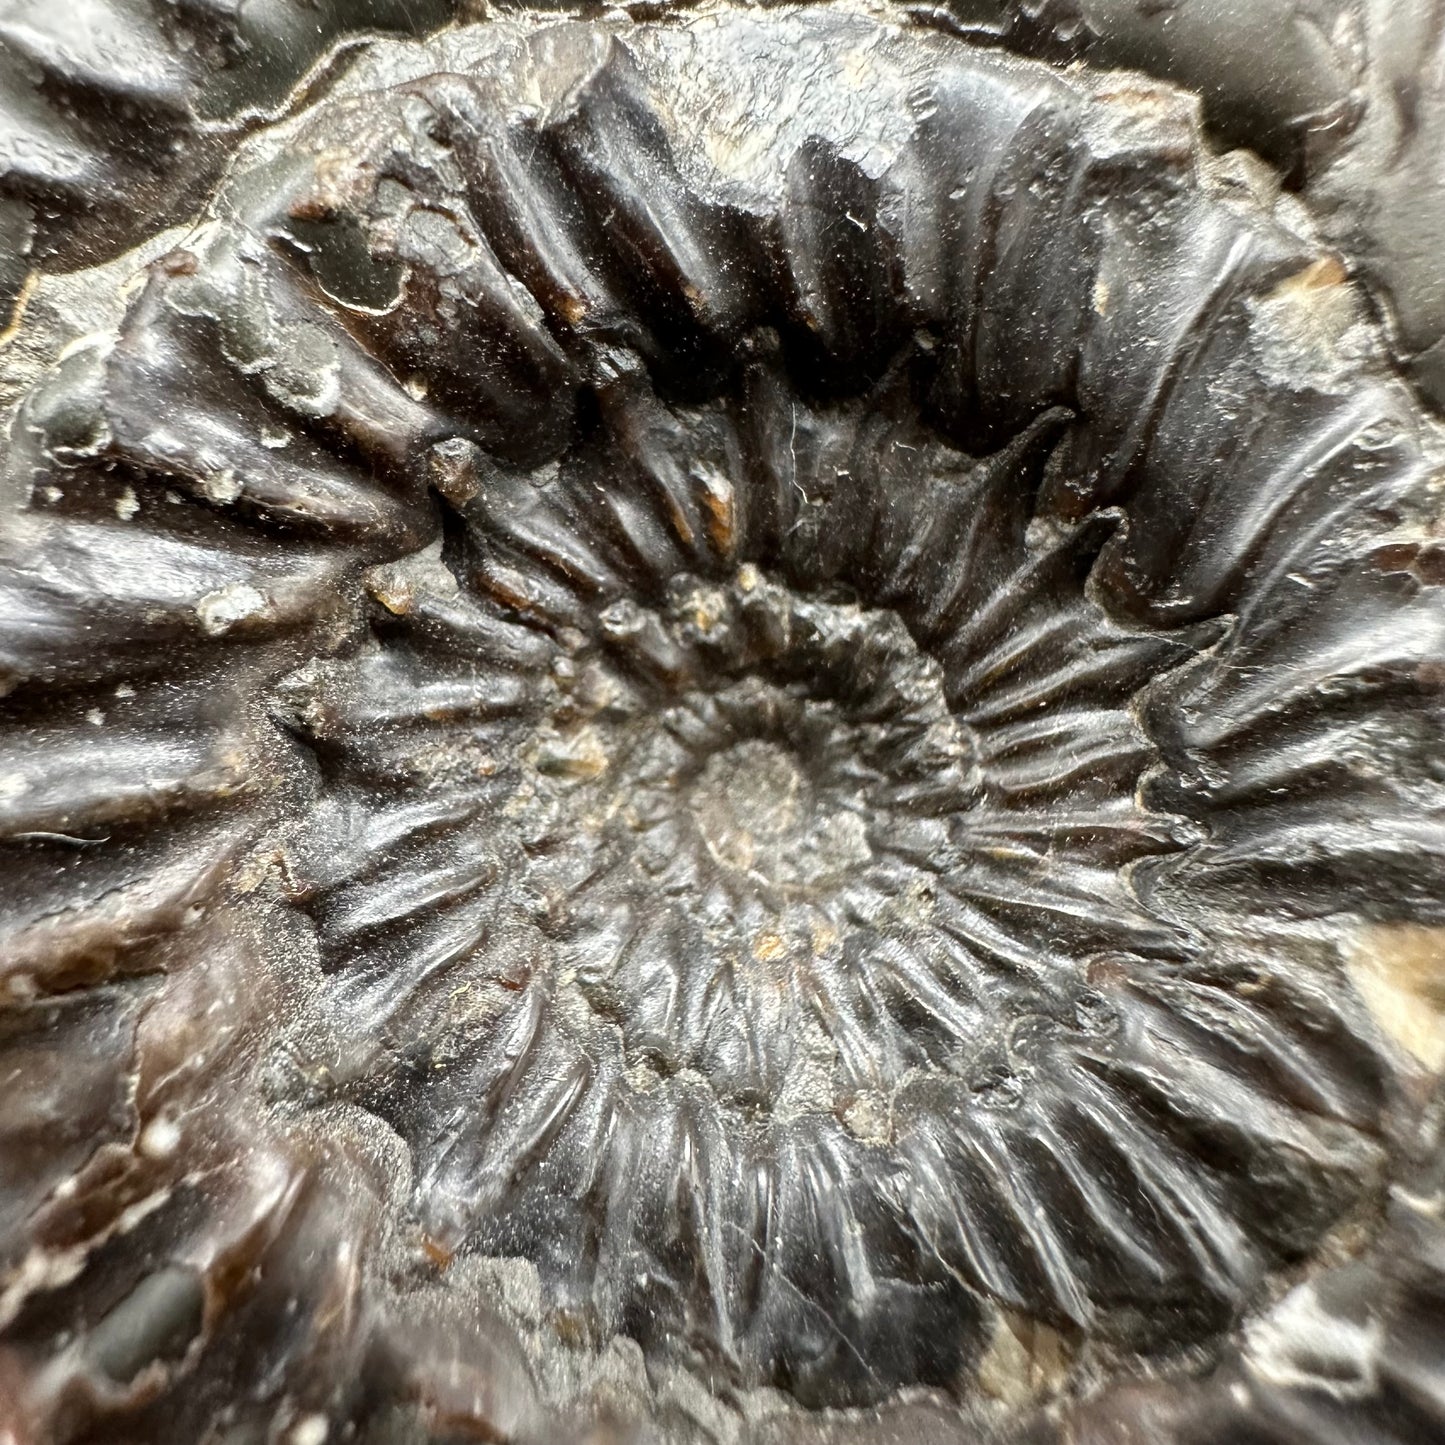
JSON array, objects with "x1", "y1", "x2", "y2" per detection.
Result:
[
  {"x1": 0, "y1": 6, "x2": 1442, "y2": 1443},
  {"x1": 0, "y1": 0, "x2": 459, "y2": 315},
  {"x1": 5, "y1": 0, "x2": 1445, "y2": 422},
  {"x1": 965, "y1": 0, "x2": 1445, "y2": 413}
]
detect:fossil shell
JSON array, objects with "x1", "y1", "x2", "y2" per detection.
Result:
[
  {"x1": 961, "y1": 0, "x2": 1445, "y2": 412},
  {"x1": 0, "y1": 6, "x2": 1443, "y2": 1443},
  {"x1": 0, "y1": 0, "x2": 461, "y2": 309}
]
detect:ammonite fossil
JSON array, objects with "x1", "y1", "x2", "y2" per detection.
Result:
[{"x1": 0, "y1": 5, "x2": 1442, "y2": 1443}]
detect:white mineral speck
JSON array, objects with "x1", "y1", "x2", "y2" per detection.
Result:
[
  {"x1": 139, "y1": 1116, "x2": 181, "y2": 1159},
  {"x1": 289, "y1": 1416, "x2": 328, "y2": 1445},
  {"x1": 196, "y1": 583, "x2": 267, "y2": 636},
  {"x1": 200, "y1": 468, "x2": 242, "y2": 504}
]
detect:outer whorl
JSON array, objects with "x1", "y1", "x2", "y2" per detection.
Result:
[{"x1": 0, "y1": 8, "x2": 1442, "y2": 1444}]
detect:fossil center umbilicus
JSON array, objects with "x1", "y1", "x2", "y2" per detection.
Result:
[{"x1": 513, "y1": 565, "x2": 989, "y2": 1103}]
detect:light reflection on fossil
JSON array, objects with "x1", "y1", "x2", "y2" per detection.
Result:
[{"x1": 0, "y1": 7, "x2": 1441, "y2": 1442}]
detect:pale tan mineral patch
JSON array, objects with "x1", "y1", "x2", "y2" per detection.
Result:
[{"x1": 1347, "y1": 923, "x2": 1445, "y2": 1071}]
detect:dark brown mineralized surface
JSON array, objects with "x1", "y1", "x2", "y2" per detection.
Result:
[
  {"x1": 0, "y1": 6, "x2": 1443, "y2": 1444},
  {"x1": 911, "y1": 1, "x2": 1445, "y2": 413},
  {"x1": 6, "y1": 2, "x2": 1445, "y2": 416}
]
